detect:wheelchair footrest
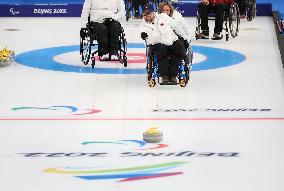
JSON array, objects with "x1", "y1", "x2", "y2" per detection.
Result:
[{"x1": 158, "y1": 81, "x2": 178, "y2": 85}]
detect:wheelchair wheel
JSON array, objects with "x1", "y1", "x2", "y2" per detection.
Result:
[
  {"x1": 146, "y1": 58, "x2": 154, "y2": 82},
  {"x1": 246, "y1": 0, "x2": 256, "y2": 21},
  {"x1": 179, "y1": 68, "x2": 189, "y2": 87},
  {"x1": 123, "y1": 56, "x2": 127, "y2": 67},
  {"x1": 146, "y1": 45, "x2": 157, "y2": 87},
  {"x1": 186, "y1": 47, "x2": 193, "y2": 83},
  {"x1": 195, "y1": 11, "x2": 202, "y2": 40},
  {"x1": 80, "y1": 30, "x2": 91, "y2": 65},
  {"x1": 91, "y1": 57, "x2": 95, "y2": 68},
  {"x1": 178, "y1": 58, "x2": 189, "y2": 87},
  {"x1": 229, "y1": 3, "x2": 240, "y2": 38},
  {"x1": 120, "y1": 28, "x2": 128, "y2": 67}
]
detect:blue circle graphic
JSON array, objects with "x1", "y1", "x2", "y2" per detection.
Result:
[{"x1": 15, "y1": 43, "x2": 245, "y2": 74}]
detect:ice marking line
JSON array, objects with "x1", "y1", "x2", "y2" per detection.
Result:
[{"x1": 0, "y1": 117, "x2": 284, "y2": 121}]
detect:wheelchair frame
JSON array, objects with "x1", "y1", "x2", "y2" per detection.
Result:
[
  {"x1": 246, "y1": 0, "x2": 256, "y2": 21},
  {"x1": 146, "y1": 43, "x2": 193, "y2": 87},
  {"x1": 195, "y1": 2, "x2": 240, "y2": 41},
  {"x1": 80, "y1": 21, "x2": 128, "y2": 68}
]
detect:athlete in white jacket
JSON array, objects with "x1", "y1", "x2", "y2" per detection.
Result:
[
  {"x1": 80, "y1": 0, "x2": 126, "y2": 60},
  {"x1": 81, "y1": 0, "x2": 125, "y2": 27},
  {"x1": 139, "y1": 12, "x2": 188, "y2": 46},
  {"x1": 158, "y1": 1, "x2": 191, "y2": 41},
  {"x1": 139, "y1": 4, "x2": 189, "y2": 84}
]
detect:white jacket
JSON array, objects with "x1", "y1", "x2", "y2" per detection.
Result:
[
  {"x1": 139, "y1": 13, "x2": 187, "y2": 46},
  {"x1": 81, "y1": 0, "x2": 126, "y2": 27},
  {"x1": 172, "y1": 10, "x2": 191, "y2": 40}
]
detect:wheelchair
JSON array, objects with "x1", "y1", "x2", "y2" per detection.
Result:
[
  {"x1": 146, "y1": 42, "x2": 193, "y2": 87},
  {"x1": 195, "y1": 2, "x2": 240, "y2": 41},
  {"x1": 80, "y1": 20, "x2": 128, "y2": 68},
  {"x1": 246, "y1": 0, "x2": 256, "y2": 21}
]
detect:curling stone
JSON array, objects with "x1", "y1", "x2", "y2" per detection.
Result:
[
  {"x1": 143, "y1": 127, "x2": 163, "y2": 143},
  {"x1": 0, "y1": 47, "x2": 15, "y2": 67}
]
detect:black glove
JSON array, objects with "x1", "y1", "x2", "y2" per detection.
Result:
[
  {"x1": 184, "y1": 39, "x2": 190, "y2": 49},
  {"x1": 141, "y1": 32, "x2": 148, "y2": 40},
  {"x1": 80, "y1": 28, "x2": 87, "y2": 38},
  {"x1": 104, "y1": 18, "x2": 113, "y2": 23}
]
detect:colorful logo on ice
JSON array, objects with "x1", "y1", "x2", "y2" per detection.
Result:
[
  {"x1": 11, "y1": 105, "x2": 101, "y2": 115},
  {"x1": 81, "y1": 139, "x2": 168, "y2": 150},
  {"x1": 43, "y1": 140, "x2": 183, "y2": 182},
  {"x1": 44, "y1": 161, "x2": 187, "y2": 182}
]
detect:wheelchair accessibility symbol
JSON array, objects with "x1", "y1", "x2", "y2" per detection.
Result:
[{"x1": 15, "y1": 43, "x2": 245, "y2": 74}]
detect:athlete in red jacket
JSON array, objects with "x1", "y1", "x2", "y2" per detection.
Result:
[{"x1": 197, "y1": 0, "x2": 234, "y2": 40}]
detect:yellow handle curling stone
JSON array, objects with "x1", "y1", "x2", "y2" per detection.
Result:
[{"x1": 143, "y1": 127, "x2": 163, "y2": 143}]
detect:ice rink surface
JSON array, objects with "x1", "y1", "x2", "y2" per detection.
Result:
[{"x1": 0, "y1": 16, "x2": 284, "y2": 191}]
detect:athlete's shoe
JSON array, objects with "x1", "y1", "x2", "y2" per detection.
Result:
[
  {"x1": 99, "y1": 54, "x2": 109, "y2": 61},
  {"x1": 196, "y1": 30, "x2": 209, "y2": 39},
  {"x1": 211, "y1": 32, "x2": 223, "y2": 40},
  {"x1": 110, "y1": 54, "x2": 119, "y2": 61}
]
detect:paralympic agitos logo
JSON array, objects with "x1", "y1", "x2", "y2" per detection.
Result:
[
  {"x1": 18, "y1": 140, "x2": 239, "y2": 182},
  {"x1": 11, "y1": 105, "x2": 101, "y2": 115}
]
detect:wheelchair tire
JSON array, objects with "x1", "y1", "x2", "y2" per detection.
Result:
[
  {"x1": 123, "y1": 56, "x2": 127, "y2": 67},
  {"x1": 226, "y1": 28, "x2": 229, "y2": 41},
  {"x1": 80, "y1": 32, "x2": 91, "y2": 65},
  {"x1": 181, "y1": 68, "x2": 190, "y2": 87},
  {"x1": 91, "y1": 58, "x2": 95, "y2": 68},
  {"x1": 195, "y1": 11, "x2": 202, "y2": 40},
  {"x1": 146, "y1": 45, "x2": 155, "y2": 81},
  {"x1": 229, "y1": 3, "x2": 240, "y2": 38}
]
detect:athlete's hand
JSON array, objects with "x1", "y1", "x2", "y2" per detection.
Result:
[
  {"x1": 202, "y1": 0, "x2": 209, "y2": 5},
  {"x1": 80, "y1": 28, "x2": 87, "y2": 38},
  {"x1": 141, "y1": 32, "x2": 148, "y2": 40}
]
